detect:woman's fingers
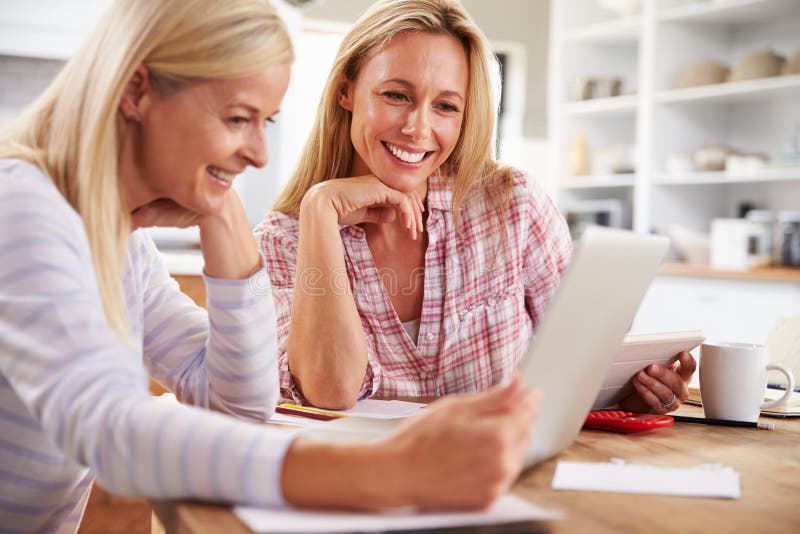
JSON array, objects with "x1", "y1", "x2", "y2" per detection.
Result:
[
  {"x1": 388, "y1": 376, "x2": 543, "y2": 510},
  {"x1": 384, "y1": 190, "x2": 423, "y2": 240},
  {"x1": 675, "y1": 351, "x2": 697, "y2": 382},
  {"x1": 321, "y1": 177, "x2": 425, "y2": 239},
  {"x1": 631, "y1": 376, "x2": 671, "y2": 413},
  {"x1": 409, "y1": 190, "x2": 425, "y2": 234},
  {"x1": 633, "y1": 364, "x2": 688, "y2": 413}
]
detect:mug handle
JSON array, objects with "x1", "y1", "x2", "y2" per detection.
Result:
[{"x1": 761, "y1": 364, "x2": 796, "y2": 409}]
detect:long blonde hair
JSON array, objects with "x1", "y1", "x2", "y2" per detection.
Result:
[
  {"x1": 273, "y1": 0, "x2": 513, "y2": 217},
  {"x1": 0, "y1": 0, "x2": 292, "y2": 339}
]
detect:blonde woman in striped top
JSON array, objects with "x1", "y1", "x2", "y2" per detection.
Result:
[{"x1": 0, "y1": 0, "x2": 541, "y2": 530}]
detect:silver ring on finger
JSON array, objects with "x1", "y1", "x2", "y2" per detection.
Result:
[{"x1": 661, "y1": 392, "x2": 677, "y2": 410}]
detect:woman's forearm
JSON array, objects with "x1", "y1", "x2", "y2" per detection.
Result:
[
  {"x1": 281, "y1": 438, "x2": 407, "y2": 509},
  {"x1": 287, "y1": 190, "x2": 370, "y2": 408},
  {"x1": 199, "y1": 195, "x2": 262, "y2": 280}
]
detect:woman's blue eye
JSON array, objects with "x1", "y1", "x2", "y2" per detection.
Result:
[{"x1": 438, "y1": 103, "x2": 459, "y2": 113}]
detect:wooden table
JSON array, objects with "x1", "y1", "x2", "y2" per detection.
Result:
[{"x1": 151, "y1": 405, "x2": 800, "y2": 533}]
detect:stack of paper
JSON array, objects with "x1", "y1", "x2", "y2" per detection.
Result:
[{"x1": 234, "y1": 494, "x2": 562, "y2": 533}]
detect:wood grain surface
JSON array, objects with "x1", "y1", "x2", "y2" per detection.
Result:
[{"x1": 151, "y1": 404, "x2": 800, "y2": 533}]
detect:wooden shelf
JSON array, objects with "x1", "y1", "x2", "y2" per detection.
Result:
[
  {"x1": 655, "y1": 75, "x2": 800, "y2": 105},
  {"x1": 658, "y1": 0, "x2": 800, "y2": 25},
  {"x1": 658, "y1": 262, "x2": 800, "y2": 282},
  {"x1": 560, "y1": 174, "x2": 636, "y2": 189},
  {"x1": 563, "y1": 95, "x2": 638, "y2": 117},
  {"x1": 564, "y1": 16, "x2": 640, "y2": 44},
  {"x1": 652, "y1": 167, "x2": 800, "y2": 185}
]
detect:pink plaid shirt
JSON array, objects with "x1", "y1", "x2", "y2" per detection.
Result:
[{"x1": 255, "y1": 171, "x2": 572, "y2": 402}]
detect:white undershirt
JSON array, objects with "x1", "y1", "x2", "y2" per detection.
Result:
[{"x1": 402, "y1": 318, "x2": 421, "y2": 345}]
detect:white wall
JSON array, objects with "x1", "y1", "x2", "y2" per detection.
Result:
[{"x1": 0, "y1": 56, "x2": 63, "y2": 126}]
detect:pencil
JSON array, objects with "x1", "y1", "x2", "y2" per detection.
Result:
[
  {"x1": 277, "y1": 403, "x2": 347, "y2": 420},
  {"x1": 275, "y1": 406, "x2": 340, "y2": 421},
  {"x1": 671, "y1": 415, "x2": 774, "y2": 431}
]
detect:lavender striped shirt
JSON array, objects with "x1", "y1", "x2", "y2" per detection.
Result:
[{"x1": 0, "y1": 159, "x2": 293, "y2": 533}]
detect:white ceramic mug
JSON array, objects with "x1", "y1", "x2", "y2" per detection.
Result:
[{"x1": 699, "y1": 342, "x2": 795, "y2": 422}]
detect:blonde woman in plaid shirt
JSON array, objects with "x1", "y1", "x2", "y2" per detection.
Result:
[{"x1": 257, "y1": 0, "x2": 696, "y2": 412}]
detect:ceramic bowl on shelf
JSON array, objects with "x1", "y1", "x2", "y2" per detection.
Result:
[
  {"x1": 674, "y1": 59, "x2": 730, "y2": 89},
  {"x1": 781, "y1": 49, "x2": 800, "y2": 76},
  {"x1": 729, "y1": 49, "x2": 785, "y2": 82},
  {"x1": 593, "y1": 78, "x2": 623, "y2": 98},
  {"x1": 694, "y1": 144, "x2": 734, "y2": 172}
]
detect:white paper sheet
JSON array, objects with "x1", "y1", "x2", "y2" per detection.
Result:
[
  {"x1": 552, "y1": 459, "x2": 740, "y2": 499},
  {"x1": 235, "y1": 494, "x2": 562, "y2": 533},
  {"x1": 333, "y1": 399, "x2": 427, "y2": 419},
  {"x1": 267, "y1": 413, "x2": 325, "y2": 428},
  {"x1": 268, "y1": 400, "x2": 427, "y2": 428}
]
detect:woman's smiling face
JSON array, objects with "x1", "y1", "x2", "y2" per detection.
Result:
[
  {"x1": 339, "y1": 31, "x2": 468, "y2": 194},
  {"x1": 126, "y1": 62, "x2": 290, "y2": 216}
]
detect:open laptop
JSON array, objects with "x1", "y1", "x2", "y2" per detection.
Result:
[{"x1": 303, "y1": 226, "x2": 670, "y2": 468}]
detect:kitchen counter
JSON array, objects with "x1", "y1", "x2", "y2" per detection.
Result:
[{"x1": 658, "y1": 262, "x2": 800, "y2": 283}]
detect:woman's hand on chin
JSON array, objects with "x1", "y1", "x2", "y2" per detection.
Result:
[
  {"x1": 132, "y1": 194, "x2": 260, "y2": 280},
  {"x1": 130, "y1": 198, "x2": 202, "y2": 231},
  {"x1": 302, "y1": 175, "x2": 425, "y2": 240}
]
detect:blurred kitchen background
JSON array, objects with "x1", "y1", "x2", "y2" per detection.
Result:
[
  {"x1": 2, "y1": 2, "x2": 799, "y2": 530},
  {"x1": 1, "y1": 0, "x2": 798, "y2": 354}
]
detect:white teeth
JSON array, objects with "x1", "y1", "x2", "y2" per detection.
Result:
[
  {"x1": 208, "y1": 166, "x2": 235, "y2": 182},
  {"x1": 385, "y1": 142, "x2": 426, "y2": 163}
]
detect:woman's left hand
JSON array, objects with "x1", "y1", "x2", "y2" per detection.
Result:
[{"x1": 618, "y1": 351, "x2": 697, "y2": 414}]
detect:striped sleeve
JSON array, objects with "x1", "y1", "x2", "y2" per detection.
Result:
[
  {"x1": 0, "y1": 161, "x2": 294, "y2": 511},
  {"x1": 138, "y1": 234, "x2": 281, "y2": 421}
]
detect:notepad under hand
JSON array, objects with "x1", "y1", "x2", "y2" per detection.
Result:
[{"x1": 552, "y1": 459, "x2": 740, "y2": 499}]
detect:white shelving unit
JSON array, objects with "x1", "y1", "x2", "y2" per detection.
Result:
[{"x1": 548, "y1": 0, "x2": 800, "y2": 236}]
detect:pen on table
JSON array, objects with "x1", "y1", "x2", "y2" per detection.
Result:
[
  {"x1": 277, "y1": 403, "x2": 347, "y2": 420},
  {"x1": 767, "y1": 383, "x2": 800, "y2": 393},
  {"x1": 671, "y1": 415, "x2": 774, "y2": 431},
  {"x1": 275, "y1": 406, "x2": 340, "y2": 421}
]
